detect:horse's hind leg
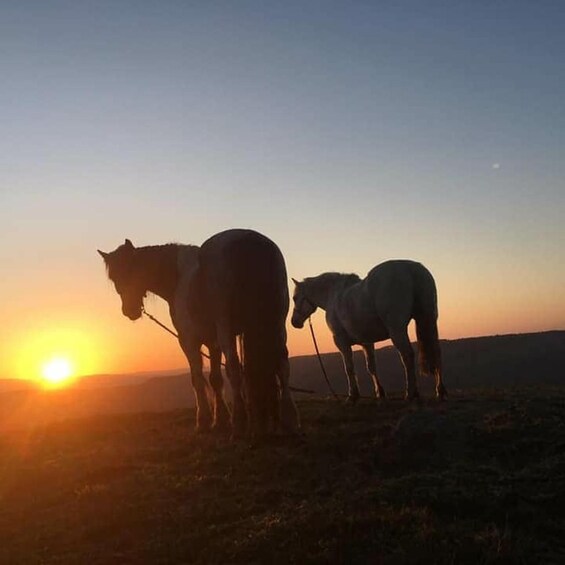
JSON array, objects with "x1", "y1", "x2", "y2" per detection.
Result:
[
  {"x1": 217, "y1": 329, "x2": 247, "y2": 436},
  {"x1": 334, "y1": 336, "x2": 360, "y2": 403},
  {"x1": 389, "y1": 326, "x2": 419, "y2": 401},
  {"x1": 208, "y1": 344, "x2": 231, "y2": 432},
  {"x1": 362, "y1": 343, "x2": 386, "y2": 399},
  {"x1": 434, "y1": 356, "x2": 448, "y2": 401},
  {"x1": 277, "y1": 347, "x2": 300, "y2": 434},
  {"x1": 436, "y1": 371, "x2": 448, "y2": 400}
]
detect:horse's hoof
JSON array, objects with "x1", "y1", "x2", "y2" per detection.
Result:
[
  {"x1": 247, "y1": 433, "x2": 271, "y2": 449},
  {"x1": 212, "y1": 421, "x2": 232, "y2": 435},
  {"x1": 346, "y1": 393, "x2": 360, "y2": 404},
  {"x1": 231, "y1": 421, "x2": 247, "y2": 440},
  {"x1": 284, "y1": 430, "x2": 307, "y2": 445},
  {"x1": 436, "y1": 386, "x2": 448, "y2": 401},
  {"x1": 405, "y1": 392, "x2": 421, "y2": 404}
]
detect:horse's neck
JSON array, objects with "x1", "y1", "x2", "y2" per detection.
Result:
[
  {"x1": 310, "y1": 281, "x2": 334, "y2": 310},
  {"x1": 137, "y1": 245, "x2": 183, "y2": 304},
  {"x1": 313, "y1": 275, "x2": 356, "y2": 310}
]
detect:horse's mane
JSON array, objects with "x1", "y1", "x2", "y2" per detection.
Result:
[
  {"x1": 137, "y1": 242, "x2": 195, "y2": 253},
  {"x1": 306, "y1": 272, "x2": 361, "y2": 291},
  {"x1": 103, "y1": 242, "x2": 198, "y2": 278}
]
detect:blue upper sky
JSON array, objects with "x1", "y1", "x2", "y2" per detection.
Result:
[{"x1": 1, "y1": 1, "x2": 564, "y2": 372}]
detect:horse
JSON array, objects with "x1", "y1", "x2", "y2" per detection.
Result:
[
  {"x1": 98, "y1": 229, "x2": 300, "y2": 437},
  {"x1": 291, "y1": 260, "x2": 447, "y2": 402}
]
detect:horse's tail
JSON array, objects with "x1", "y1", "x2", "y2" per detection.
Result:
[
  {"x1": 415, "y1": 313, "x2": 442, "y2": 377},
  {"x1": 413, "y1": 265, "x2": 442, "y2": 378},
  {"x1": 242, "y1": 322, "x2": 284, "y2": 432}
]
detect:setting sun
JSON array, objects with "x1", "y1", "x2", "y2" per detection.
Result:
[
  {"x1": 41, "y1": 357, "x2": 74, "y2": 387},
  {"x1": 41, "y1": 357, "x2": 73, "y2": 385},
  {"x1": 8, "y1": 325, "x2": 101, "y2": 384}
]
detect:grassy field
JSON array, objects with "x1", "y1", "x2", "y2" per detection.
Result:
[{"x1": 1, "y1": 388, "x2": 565, "y2": 564}]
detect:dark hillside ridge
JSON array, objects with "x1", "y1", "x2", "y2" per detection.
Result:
[{"x1": 290, "y1": 330, "x2": 565, "y2": 396}]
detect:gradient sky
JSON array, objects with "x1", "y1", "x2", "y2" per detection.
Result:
[{"x1": 1, "y1": 1, "x2": 564, "y2": 380}]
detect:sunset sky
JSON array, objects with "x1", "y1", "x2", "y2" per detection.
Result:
[{"x1": 1, "y1": 1, "x2": 564, "y2": 382}]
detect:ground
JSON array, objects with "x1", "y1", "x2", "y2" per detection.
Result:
[{"x1": 1, "y1": 388, "x2": 565, "y2": 564}]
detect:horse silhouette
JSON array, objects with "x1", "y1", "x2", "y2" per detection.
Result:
[{"x1": 98, "y1": 229, "x2": 299, "y2": 437}]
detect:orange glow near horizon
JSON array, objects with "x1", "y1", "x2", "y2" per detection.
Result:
[
  {"x1": 3, "y1": 282, "x2": 564, "y2": 382},
  {"x1": 11, "y1": 326, "x2": 100, "y2": 384}
]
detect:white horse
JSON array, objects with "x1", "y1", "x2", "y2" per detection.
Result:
[{"x1": 291, "y1": 260, "x2": 447, "y2": 401}]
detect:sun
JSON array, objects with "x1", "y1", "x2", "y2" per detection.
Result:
[{"x1": 41, "y1": 357, "x2": 74, "y2": 387}]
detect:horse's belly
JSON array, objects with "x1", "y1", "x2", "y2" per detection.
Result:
[{"x1": 345, "y1": 316, "x2": 389, "y2": 344}]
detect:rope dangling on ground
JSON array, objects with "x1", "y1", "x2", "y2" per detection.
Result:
[{"x1": 307, "y1": 317, "x2": 340, "y2": 401}]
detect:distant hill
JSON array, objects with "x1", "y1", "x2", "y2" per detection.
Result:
[
  {"x1": 0, "y1": 373, "x2": 193, "y2": 431},
  {"x1": 1, "y1": 330, "x2": 563, "y2": 429},
  {"x1": 290, "y1": 330, "x2": 565, "y2": 397},
  {"x1": 0, "y1": 368, "x2": 185, "y2": 394}
]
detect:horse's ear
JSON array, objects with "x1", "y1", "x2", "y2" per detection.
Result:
[
  {"x1": 291, "y1": 277, "x2": 300, "y2": 286},
  {"x1": 124, "y1": 238, "x2": 134, "y2": 249},
  {"x1": 97, "y1": 249, "x2": 108, "y2": 260}
]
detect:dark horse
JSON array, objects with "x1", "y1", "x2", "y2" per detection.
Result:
[{"x1": 98, "y1": 229, "x2": 299, "y2": 436}]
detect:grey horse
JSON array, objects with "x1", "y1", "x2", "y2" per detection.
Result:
[{"x1": 291, "y1": 260, "x2": 447, "y2": 401}]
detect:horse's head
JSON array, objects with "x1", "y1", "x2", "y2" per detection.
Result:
[
  {"x1": 291, "y1": 278, "x2": 317, "y2": 329},
  {"x1": 98, "y1": 239, "x2": 147, "y2": 321}
]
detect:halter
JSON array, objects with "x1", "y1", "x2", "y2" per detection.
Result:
[{"x1": 295, "y1": 292, "x2": 317, "y2": 322}]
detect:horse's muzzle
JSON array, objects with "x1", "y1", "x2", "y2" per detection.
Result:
[
  {"x1": 291, "y1": 314, "x2": 305, "y2": 329},
  {"x1": 123, "y1": 306, "x2": 142, "y2": 321}
]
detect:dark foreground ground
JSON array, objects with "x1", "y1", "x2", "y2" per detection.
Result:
[{"x1": 1, "y1": 388, "x2": 565, "y2": 564}]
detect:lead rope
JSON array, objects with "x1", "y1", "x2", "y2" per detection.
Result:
[
  {"x1": 141, "y1": 306, "x2": 315, "y2": 395},
  {"x1": 307, "y1": 316, "x2": 340, "y2": 401},
  {"x1": 141, "y1": 307, "x2": 179, "y2": 339},
  {"x1": 141, "y1": 306, "x2": 220, "y2": 366}
]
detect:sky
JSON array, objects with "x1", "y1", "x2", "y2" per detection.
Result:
[{"x1": 1, "y1": 1, "x2": 564, "y2": 381}]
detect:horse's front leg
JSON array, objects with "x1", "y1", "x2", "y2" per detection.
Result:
[
  {"x1": 208, "y1": 343, "x2": 231, "y2": 433},
  {"x1": 179, "y1": 337, "x2": 212, "y2": 432},
  {"x1": 362, "y1": 343, "x2": 386, "y2": 399},
  {"x1": 334, "y1": 335, "x2": 360, "y2": 403}
]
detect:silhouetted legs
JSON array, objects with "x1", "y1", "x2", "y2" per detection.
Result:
[
  {"x1": 436, "y1": 374, "x2": 448, "y2": 400},
  {"x1": 389, "y1": 326, "x2": 419, "y2": 401},
  {"x1": 433, "y1": 348, "x2": 448, "y2": 401},
  {"x1": 334, "y1": 335, "x2": 360, "y2": 403},
  {"x1": 277, "y1": 347, "x2": 300, "y2": 433},
  {"x1": 179, "y1": 337, "x2": 212, "y2": 432},
  {"x1": 208, "y1": 344, "x2": 231, "y2": 431},
  {"x1": 217, "y1": 328, "x2": 247, "y2": 436},
  {"x1": 362, "y1": 343, "x2": 386, "y2": 399}
]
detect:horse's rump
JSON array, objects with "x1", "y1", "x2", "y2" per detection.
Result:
[{"x1": 199, "y1": 229, "x2": 288, "y2": 328}]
